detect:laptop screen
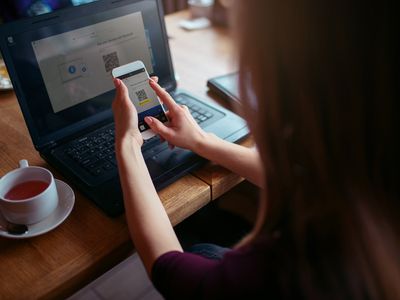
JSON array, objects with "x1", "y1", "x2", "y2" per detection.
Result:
[
  {"x1": 0, "y1": 0, "x2": 174, "y2": 147},
  {"x1": 0, "y1": 1, "x2": 99, "y2": 22}
]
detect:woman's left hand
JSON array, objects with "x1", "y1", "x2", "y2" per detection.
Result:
[{"x1": 112, "y1": 78, "x2": 143, "y2": 148}]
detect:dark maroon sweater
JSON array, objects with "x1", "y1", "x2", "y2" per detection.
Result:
[{"x1": 151, "y1": 235, "x2": 291, "y2": 299}]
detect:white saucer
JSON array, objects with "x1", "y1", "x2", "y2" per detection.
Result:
[
  {"x1": 0, "y1": 179, "x2": 75, "y2": 239},
  {"x1": 0, "y1": 77, "x2": 13, "y2": 91},
  {"x1": 0, "y1": 60, "x2": 13, "y2": 91}
]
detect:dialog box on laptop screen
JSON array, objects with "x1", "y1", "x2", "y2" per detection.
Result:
[{"x1": 32, "y1": 12, "x2": 153, "y2": 113}]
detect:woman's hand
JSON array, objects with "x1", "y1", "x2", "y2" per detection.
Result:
[
  {"x1": 145, "y1": 78, "x2": 208, "y2": 151},
  {"x1": 112, "y1": 78, "x2": 143, "y2": 148}
]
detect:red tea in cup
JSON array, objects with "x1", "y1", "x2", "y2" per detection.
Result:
[
  {"x1": 0, "y1": 160, "x2": 59, "y2": 224},
  {"x1": 5, "y1": 180, "x2": 49, "y2": 201}
]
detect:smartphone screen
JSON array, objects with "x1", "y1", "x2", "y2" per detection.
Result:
[{"x1": 116, "y1": 67, "x2": 167, "y2": 133}]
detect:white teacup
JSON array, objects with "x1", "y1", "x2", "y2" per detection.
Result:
[
  {"x1": 188, "y1": 0, "x2": 214, "y2": 19},
  {"x1": 0, "y1": 160, "x2": 59, "y2": 225}
]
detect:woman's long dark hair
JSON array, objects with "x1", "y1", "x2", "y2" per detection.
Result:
[{"x1": 234, "y1": 1, "x2": 400, "y2": 299}]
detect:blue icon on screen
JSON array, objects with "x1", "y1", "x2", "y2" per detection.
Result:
[{"x1": 68, "y1": 65, "x2": 77, "y2": 74}]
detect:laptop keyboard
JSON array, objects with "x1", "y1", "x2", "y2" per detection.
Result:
[
  {"x1": 63, "y1": 93, "x2": 215, "y2": 178},
  {"x1": 65, "y1": 128, "x2": 117, "y2": 177}
]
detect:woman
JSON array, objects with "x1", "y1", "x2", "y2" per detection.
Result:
[{"x1": 112, "y1": 0, "x2": 400, "y2": 299}]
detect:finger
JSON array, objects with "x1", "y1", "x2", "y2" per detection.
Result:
[
  {"x1": 113, "y1": 78, "x2": 121, "y2": 104},
  {"x1": 149, "y1": 78, "x2": 179, "y2": 112},
  {"x1": 150, "y1": 76, "x2": 159, "y2": 83},
  {"x1": 181, "y1": 104, "x2": 190, "y2": 112},
  {"x1": 112, "y1": 79, "x2": 122, "y2": 111},
  {"x1": 114, "y1": 78, "x2": 130, "y2": 103},
  {"x1": 145, "y1": 116, "x2": 175, "y2": 139}
]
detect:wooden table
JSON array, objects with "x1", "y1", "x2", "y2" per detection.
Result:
[{"x1": 0, "y1": 10, "x2": 249, "y2": 299}]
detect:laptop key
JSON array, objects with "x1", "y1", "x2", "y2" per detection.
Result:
[
  {"x1": 103, "y1": 162, "x2": 114, "y2": 170},
  {"x1": 97, "y1": 152, "x2": 106, "y2": 159},
  {"x1": 199, "y1": 115, "x2": 208, "y2": 122},
  {"x1": 94, "y1": 138, "x2": 104, "y2": 145},
  {"x1": 77, "y1": 136, "x2": 88, "y2": 143},
  {"x1": 86, "y1": 158, "x2": 107, "y2": 170},
  {"x1": 104, "y1": 135, "x2": 114, "y2": 142},
  {"x1": 81, "y1": 156, "x2": 99, "y2": 167},
  {"x1": 104, "y1": 148, "x2": 113, "y2": 154},
  {"x1": 104, "y1": 141, "x2": 114, "y2": 148},
  {"x1": 91, "y1": 168, "x2": 104, "y2": 176},
  {"x1": 106, "y1": 154, "x2": 117, "y2": 165},
  {"x1": 75, "y1": 151, "x2": 91, "y2": 162},
  {"x1": 84, "y1": 141, "x2": 95, "y2": 148}
]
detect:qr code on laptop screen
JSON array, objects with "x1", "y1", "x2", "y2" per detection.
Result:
[
  {"x1": 103, "y1": 52, "x2": 120, "y2": 73},
  {"x1": 136, "y1": 89, "x2": 148, "y2": 102}
]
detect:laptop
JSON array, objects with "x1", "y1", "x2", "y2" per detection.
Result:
[{"x1": 0, "y1": 0, "x2": 248, "y2": 217}]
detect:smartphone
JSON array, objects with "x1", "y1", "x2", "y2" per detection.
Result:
[{"x1": 112, "y1": 60, "x2": 168, "y2": 140}]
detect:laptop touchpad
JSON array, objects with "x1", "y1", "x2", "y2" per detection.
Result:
[{"x1": 150, "y1": 148, "x2": 197, "y2": 170}]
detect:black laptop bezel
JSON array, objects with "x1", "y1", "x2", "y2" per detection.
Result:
[{"x1": 0, "y1": 0, "x2": 177, "y2": 151}]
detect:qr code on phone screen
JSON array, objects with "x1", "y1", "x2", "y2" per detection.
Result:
[
  {"x1": 103, "y1": 52, "x2": 120, "y2": 72},
  {"x1": 136, "y1": 89, "x2": 148, "y2": 102}
]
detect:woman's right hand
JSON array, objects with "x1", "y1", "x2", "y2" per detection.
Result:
[{"x1": 144, "y1": 78, "x2": 208, "y2": 151}]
